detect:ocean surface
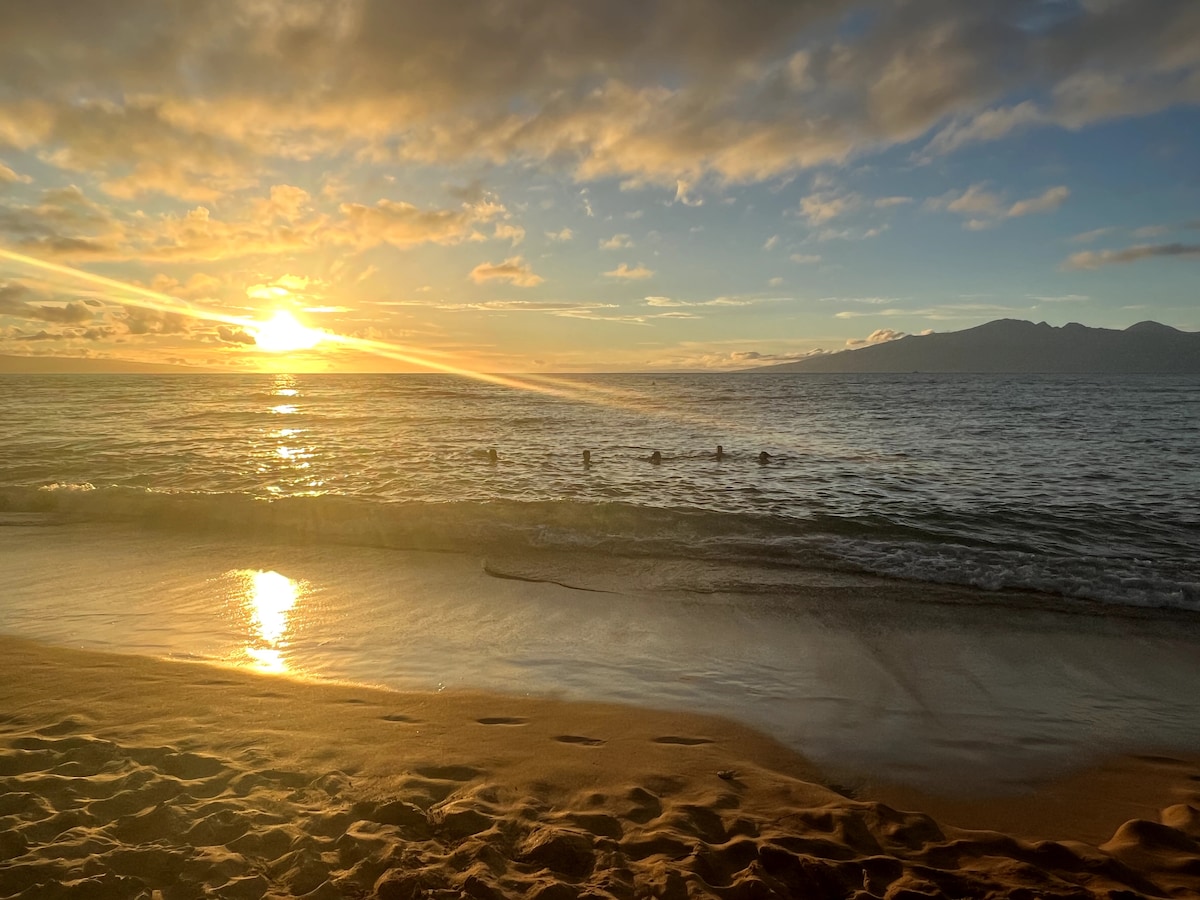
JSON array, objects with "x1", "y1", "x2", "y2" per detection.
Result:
[
  {"x1": 2, "y1": 372, "x2": 1199, "y2": 788},
  {"x1": 2, "y1": 372, "x2": 1197, "y2": 610}
]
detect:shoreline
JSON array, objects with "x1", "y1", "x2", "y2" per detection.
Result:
[
  {"x1": 3, "y1": 636, "x2": 1200, "y2": 898},
  {"x1": 4, "y1": 521, "x2": 1200, "y2": 800}
]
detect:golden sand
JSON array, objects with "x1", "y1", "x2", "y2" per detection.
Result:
[{"x1": 2, "y1": 636, "x2": 1198, "y2": 899}]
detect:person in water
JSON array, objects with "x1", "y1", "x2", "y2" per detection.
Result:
[
  {"x1": 650, "y1": 450, "x2": 662, "y2": 464},
  {"x1": 582, "y1": 449, "x2": 592, "y2": 466},
  {"x1": 758, "y1": 451, "x2": 771, "y2": 465},
  {"x1": 487, "y1": 448, "x2": 498, "y2": 463},
  {"x1": 715, "y1": 445, "x2": 725, "y2": 461}
]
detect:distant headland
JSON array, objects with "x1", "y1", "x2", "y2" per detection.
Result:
[{"x1": 752, "y1": 320, "x2": 1200, "y2": 374}]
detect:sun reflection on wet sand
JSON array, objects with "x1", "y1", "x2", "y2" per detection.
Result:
[{"x1": 234, "y1": 569, "x2": 303, "y2": 673}]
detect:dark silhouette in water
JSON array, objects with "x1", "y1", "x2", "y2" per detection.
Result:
[
  {"x1": 758, "y1": 451, "x2": 771, "y2": 465},
  {"x1": 582, "y1": 450, "x2": 592, "y2": 467},
  {"x1": 649, "y1": 451, "x2": 662, "y2": 465},
  {"x1": 487, "y1": 448, "x2": 499, "y2": 464},
  {"x1": 715, "y1": 445, "x2": 725, "y2": 461}
]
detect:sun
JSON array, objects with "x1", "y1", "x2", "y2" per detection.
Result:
[{"x1": 252, "y1": 310, "x2": 324, "y2": 353}]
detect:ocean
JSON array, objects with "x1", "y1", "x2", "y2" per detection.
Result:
[{"x1": 2, "y1": 372, "x2": 1199, "y2": 788}]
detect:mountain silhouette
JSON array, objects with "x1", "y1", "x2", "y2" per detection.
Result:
[{"x1": 754, "y1": 320, "x2": 1200, "y2": 374}]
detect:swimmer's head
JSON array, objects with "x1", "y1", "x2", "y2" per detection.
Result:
[{"x1": 650, "y1": 450, "x2": 662, "y2": 464}]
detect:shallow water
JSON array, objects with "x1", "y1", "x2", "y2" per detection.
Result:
[{"x1": 4, "y1": 523, "x2": 1200, "y2": 793}]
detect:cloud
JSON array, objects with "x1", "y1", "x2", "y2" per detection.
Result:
[
  {"x1": 1064, "y1": 242, "x2": 1200, "y2": 269},
  {"x1": 340, "y1": 196, "x2": 503, "y2": 250},
  {"x1": 149, "y1": 272, "x2": 224, "y2": 300},
  {"x1": 0, "y1": 281, "x2": 101, "y2": 328},
  {"x1": 0, "y1": 185, "x2": 126, "y2": 259},
  {"x1": 217, "y1": 325, "x2": 256, "y2": 345},
  {"x1": 604, "y1": 263, "x2": 654, "y2": 279},
  {"x1": 834, "y1": 302, "x2": 1025, "y2": 320},
  {"x1": 600, "y1": 233, "x2": 633, "y2": 250},
  {"x1": 674, "y1": 179, "x2": 703, "y2": 206},
  {"x1": 874, "y1": 196, "x2": 912, "y2": 208},
  {"x1": 931, "y1": 183, "x2": 1003, "y2": 217},
  {"x1": 929, "y1": 183, "x2": 1069, "y2": 228},
  {"x1": 643, "y1": 295, "x2": 759, "y2": 309},
  {"x1": 0, "y1": 161, "x2": 32, "y2": 185},
  {"x1": 650, "y1": 344, "x2": 832, "y2": 370},
  {"x1": 920, "y1": 101, "x2": 1047, "y2": 158},
  {"x1": 799, "y1": 190, "x2": 858, "y2": 226},
  {"x1": 763, "y1": 235, "x2": 780, "y2": 251},
  {"x1": 1007, "y1": 185, "x2": 1070, "y2": 218},
  {"x1": 469, "y1": 256, "x2": 544, "y2": 286},
  {"x1": 452, "y1": 300, "x2": 618, "y2": 317},
  {"x1": 789, "y1": 253, "x2": 821, "y2": 264},
  {"x1": 0, "y1": 183, "x2": 512, "y2": 262},
  {"x1": 0, "y1": 0, "x2": 1194, "y2": 199},
  {"x1": 119, "y1": 307, "x2": 193, "y2": 336},
  {"x1": 1071, "y1": 227, "x2": 1115, "y2": 244},
  {"x1": 493, "y1": 222, "x2": 525, "y2": 245},
  {"x1": 846, "y1": 328, "x2": 906, "y2": 347},
  {"x1": 545, "y1": 227, "x2": 573, "y2": 242},
  {"x1": 1029, "y1": 293, "x2": 1089, "y2": 303}
]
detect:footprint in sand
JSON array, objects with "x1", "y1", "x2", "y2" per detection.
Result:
[
  {"x1": 652, "y1": 736, "x2": 713, "y2": 746},
  {"x1": 554, "y1": 735, "x2": 606, "y2": 747},
  {"x1": 476, "y1": 716, "x2": 528, "y2": 726}
]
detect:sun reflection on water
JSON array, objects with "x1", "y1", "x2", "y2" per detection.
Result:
[{"x1": 233, "y1": 569, "x2": 303, "y2": 673}]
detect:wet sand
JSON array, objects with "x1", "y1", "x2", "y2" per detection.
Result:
[
  {"x1": 2, "y1": 636, "x2": 1199, "y2": 899},
  {"x1": 6, "y1": 522, "x2": 1200, "y2": 801}
]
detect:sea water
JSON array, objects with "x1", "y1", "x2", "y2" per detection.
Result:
[
  {"x1": 2, "y1": 372, "x2": 1199, "y2": 788},
  {"x1": 2, "y1": 372, "x2": 1197, "y2": 609}
]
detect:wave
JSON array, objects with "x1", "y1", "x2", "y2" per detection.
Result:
[{"x1": 3, "y1": 484, "x2": 1196, "y2": 614}]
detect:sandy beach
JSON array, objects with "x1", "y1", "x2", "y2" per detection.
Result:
[{"x1": 3, "y1": 636, "x2": 1199, "y2": 899}]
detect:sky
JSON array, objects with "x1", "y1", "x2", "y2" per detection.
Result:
[{"x1": 0, "y1": 0, "x2": 1197, "y2": 373}]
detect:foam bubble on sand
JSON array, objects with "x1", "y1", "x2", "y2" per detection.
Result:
[{"x1": 2, "y1": 637, "x2": 1200, "y2": 899}]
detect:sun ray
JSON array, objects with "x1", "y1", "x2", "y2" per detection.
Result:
[{"x1": 0, "y1": 246, "x2": 820, "y2": 449}]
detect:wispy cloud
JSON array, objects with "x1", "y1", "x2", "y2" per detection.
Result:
[
  {"x1": 493, "y1": 222, "x2": 525, "y2": 245},
  {"x1": 1064, "y1": 243, "x2": 1200, "y2": 270},
  {"x1": 644, "y1": 295, "x2": 761, "y2": 308},
  {"x1": 1071, "y1": 227, "x2": 1115, "y2": 244},
  {"x1": 798, "y1": 190, "x2": 859, "y2": 226},
  {"x1": 0, "y1": 161, "x2": 32, "y2": 185},
  {"x1": 1029, "y1": 293, "x2": 1089, "y2": 303},
  {"x1": 928, "y1": 184, "x2": 1069, "y2": 229},
  {"x1": 835, "y1": 303, "x2": 1025, "y2": 320},
  {"x1": 604, "y1": 263, "x2": 654, "y2": 280},
  {"x1": 469, "y1": 256, "x2": 544, "y2": 287},
  {"x1": 600, "y1": 233, "x2": 633, "y2": 250}
]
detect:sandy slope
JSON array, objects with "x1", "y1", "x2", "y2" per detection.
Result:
[{"x1": 2, "y1": 637, "x2": 1199, "y2": 899}]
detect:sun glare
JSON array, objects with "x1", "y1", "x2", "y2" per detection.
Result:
[{"x1": 253, "y1": 310, "x2": 324, "y2": 353}]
